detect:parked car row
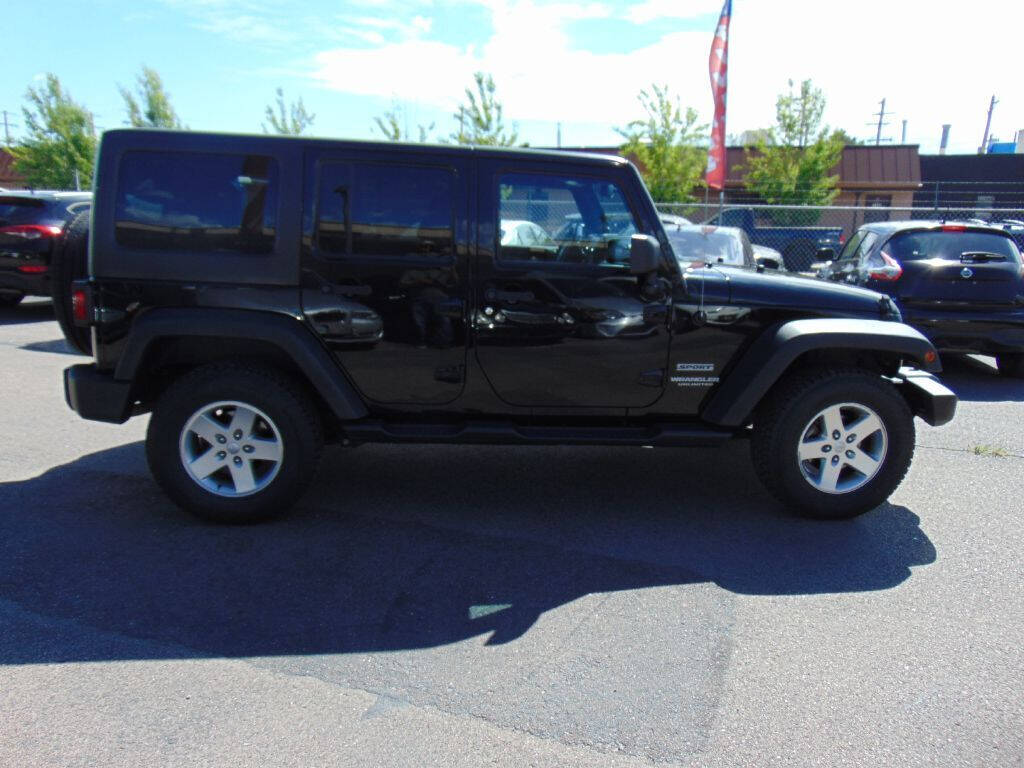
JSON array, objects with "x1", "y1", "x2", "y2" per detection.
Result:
[
  {"x1": 0, "y1": 190, "x2": 92, "y2": 306},
  {"x1": 817, "y1": 220, "x2": 1024, "y2": 377}
]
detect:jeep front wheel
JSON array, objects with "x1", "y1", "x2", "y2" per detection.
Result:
[
  {"x1": 751, "y1": 369, "x2": 915, "y2": 519},
  {"x1": 146, "y1": 362, "x2": 323, "y2": 523}
]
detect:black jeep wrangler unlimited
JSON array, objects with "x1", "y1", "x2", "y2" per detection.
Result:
[{"x1": 60, "y1": 129, "x2": 956, "y2": 523}]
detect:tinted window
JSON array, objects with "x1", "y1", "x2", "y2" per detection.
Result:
[
  {"x1": 316, "y1": 162, "x2": 454, "y2": 261},
  {"x1": 837, "y1": 230, "x2": 878, "y2": 262},
  {"x1": 497, "y1": 173, "x2": 636, "y2": 267},
  {"x1": 0, "y1": 197, "x2": 46, "y2": 226},
  {"x1": 115, "y1": 152, "x2": 278, "y2": 254},
  {"x1": 885, "y1": 231, "x2": 1020, "y2": 262}
]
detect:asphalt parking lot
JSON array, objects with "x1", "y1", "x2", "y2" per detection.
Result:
[{"x1": 1, "y1": 298, "x2": 1021, "y2": 768}]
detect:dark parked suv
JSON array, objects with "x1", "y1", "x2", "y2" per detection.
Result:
[
  {"x1": 60, "y1": 130, "x2": 956, "y2": 523},
  {"x1": 0, "y1": 190, "x2": 92, "y2": 306},
  {"x1": 818, "y1": 221, "x2": 1024, "y2": 377}
]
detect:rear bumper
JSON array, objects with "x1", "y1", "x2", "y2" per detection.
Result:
[
  {"x1": 902, "y1": 306, "x2": 1024, "y2": 355},
  {"x1": 0, "y1": 267, "x2": 50, "y2": 297},
  {"x1": 894, "y1": 367, "x2": 957, "y2": 427},
  {"x1": 64, "y1": 364, "x2": 133, "y2": 424}
]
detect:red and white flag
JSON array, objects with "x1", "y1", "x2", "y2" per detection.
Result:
[{"x1": 706, "y1": 0, "x2": 732, "y2": 190}]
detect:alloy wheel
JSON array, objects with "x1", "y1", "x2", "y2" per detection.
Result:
[{"x1": 797, "y1": 402, "x2": 888, "y2": 495}]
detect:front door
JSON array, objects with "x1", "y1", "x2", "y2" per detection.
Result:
[
  {"x1": 300, "y1": 150, "x2": 470, "y2": 405},
  {"x1": 473, "y1": 161, "x2": 671, "y2": 408}
]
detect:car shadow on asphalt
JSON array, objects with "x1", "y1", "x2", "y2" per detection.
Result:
[
  {"x1": 0, "y1": 301, "x2": 54, "y2": 327},
  {"x1": 937, "y1": 354, "x2": 1024, "y2": 402},
  {"x1": 0, "y1": 440, "x2": 936, "y2": 665}
]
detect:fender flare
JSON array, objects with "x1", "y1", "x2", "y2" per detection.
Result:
[
  {"x1": 702, "y1": 318, "x2": 940, "y2": 427},
  {"x1": 115, "y1": 307, "x2": 368, "y2": 421}
]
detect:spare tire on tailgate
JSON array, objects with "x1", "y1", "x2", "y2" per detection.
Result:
[{"x1": 51, "y1": 210, "x2": 92, "y2": 355}]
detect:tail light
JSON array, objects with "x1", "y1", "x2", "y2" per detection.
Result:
[
  {"x1": 16, "y1": 265, "x2": 49, "y2": 274},
  {"x1": 0, "y1": 224, "x2": 63, "y2": 239},
  {"x1": 941, "y1": 224, "x2": 967, "y2": 233},
  {"x1": 868, "y1": 252, "x2": 903, "y2": 282},
  {"x1": 839, "y1": 232, "x2": 846, "y2": 245},
  {"x1": 72, "y1": 290, "x2": 89, "y2": 324},
  {"x1": 70, "y1": 280, "x2": 93, "y2": 326}
]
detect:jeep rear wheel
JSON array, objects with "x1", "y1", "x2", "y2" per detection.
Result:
[
  {"x1": 146, "y1": 362, "x2": 323, "y2": 523},
  {"x1": 751, "y1": 368, "x2": 915, "y2": 519}
]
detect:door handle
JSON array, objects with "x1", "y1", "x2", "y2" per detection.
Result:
[
  {"x1": 643, "y1": 304, "x2": 671, "y2": 324},
  {"x1": 485, "y1": 288, "x2": 535, "y2": 303}
]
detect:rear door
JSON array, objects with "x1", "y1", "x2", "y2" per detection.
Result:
[
  {"x1": 300, "y1": 148, "x2": 470, "y2": 405},
  {"x1": 473, "y1": 159, "x2": 671, "y2": 408},
  {"x1": 874, "y1": 228, "x2": 1024, "y2": 308}
]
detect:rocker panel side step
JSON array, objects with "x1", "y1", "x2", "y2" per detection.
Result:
[{"x1": 341, "y1": 420, "x2": 737, "y2": 447}]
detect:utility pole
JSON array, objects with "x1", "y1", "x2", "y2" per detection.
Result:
[
  {"x1": 556, "y1": 122, "x2": 562, "y2": 149},
  {"x1": 979, "y1": 94, "x2": 998, "y2": 154},
  {"x1": 873, "y1": 98, "x2": 888, "y2": 146},
  {"x1": 2, "y1": 110, "x2": 13, "y2": 146},
  {"x1": 901, "y1": 119, "x2": 907, "y2": 144}
]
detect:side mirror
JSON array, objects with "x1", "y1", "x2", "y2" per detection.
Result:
[
  {"x1": 630, "y1": 234, "x2": 662, "y2": 275},
  {"x1": 756, "y1": 255, "x2": 781, "y2": 270},
  {"x1": 817, "y1": 247, "x2": 837, "y2": 262}
]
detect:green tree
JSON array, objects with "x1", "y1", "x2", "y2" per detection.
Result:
[
  {"x1": 743, "y1": 79, "x2": 846, "y2": 223},
  {"x1": 449, "y1": 72, "x2": 519, "y2": 146},
  {"x1": 263, "y1": 87, "x2": 315, "y2": 135},
  {"x1": 372, "y1": 102, "x2": 434, "y2": 142},
  {"x1": 10, "y1": 74, "x2": 97, "y2": 190},
  {"x1": 616, "y1": 84, "x2": 706, "y2": 203},
  {"x1": 119, "y1": 66, "x2": 184, "y2": 128}
]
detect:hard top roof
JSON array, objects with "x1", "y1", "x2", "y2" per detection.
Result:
[{"x1": 100, "y1": 128, "x2": 631, "y2": 167}]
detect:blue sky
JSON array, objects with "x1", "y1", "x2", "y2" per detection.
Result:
[{"x1": 3, "y1": 0, "x2": 1021, "y2": 153}]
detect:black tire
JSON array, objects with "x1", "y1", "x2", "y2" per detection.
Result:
[
  {"x1": 146, "y1": 362, "x2": 324, "y2": 524},
  {"x1": 0, "y1": 292, "x2": 25, "y2": 307},
  {"x1": 995, "y1": 353, "x2": 1024, "y2": 378},
  {"x1": 751, "y1": 368, "x2": 915, "y2": 519},
  {"x1": 50, "y1": 210, "x2": 92, "y2": 355}
]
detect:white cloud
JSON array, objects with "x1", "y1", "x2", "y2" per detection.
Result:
[
  {"x1": 302, "y1": 0, "x2": 1022, "y2": 152},
  {"x1": 625, "y1": 0, "x2": 723, "y2": 25}
]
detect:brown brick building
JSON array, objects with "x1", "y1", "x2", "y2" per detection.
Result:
[{"x1": 0, "y1": 148, "x2": 27, "y2": 189}]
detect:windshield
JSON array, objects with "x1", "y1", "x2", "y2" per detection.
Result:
[
  {"x1": 666, "y1": 229, "x2": 746, "y2": 266},
  {"x1": 885, "y1": 231, "x2": 1020, "y2": 262}
]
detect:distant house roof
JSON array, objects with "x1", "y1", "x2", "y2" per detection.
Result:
[{"x1": 553, "y1": 144, "x2": 922, "y2": 191}]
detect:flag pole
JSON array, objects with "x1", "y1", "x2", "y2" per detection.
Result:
[{"x1": 705, "y1": 0, "x2": 731, "y2": 220}]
